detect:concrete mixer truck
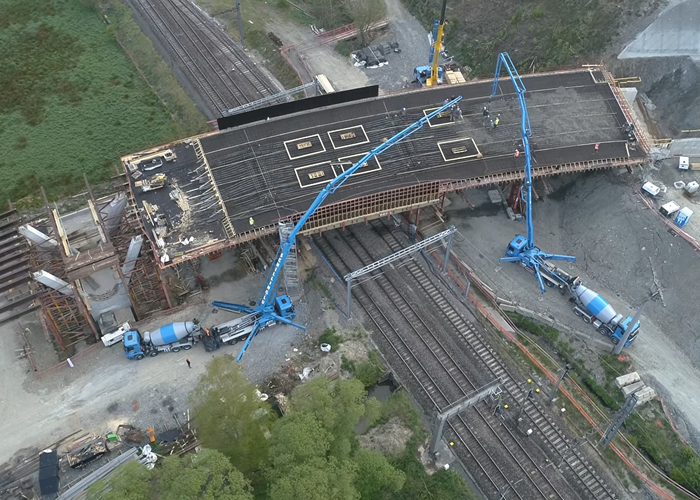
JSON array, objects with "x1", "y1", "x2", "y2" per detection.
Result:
[
  {"x1": 567, "y1": 279, "x2": 639, "y2": 346},
  {"x1": 123, "y1": 320, "x2": 202, "y2": 360}
]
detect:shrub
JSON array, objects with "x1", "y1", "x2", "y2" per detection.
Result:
[
  {"x1": 355, "y1": 362, "x2": 383, "y2": 388},
  {"x1": 319, "y1": 327, "x2": 342, "y2": 351}
]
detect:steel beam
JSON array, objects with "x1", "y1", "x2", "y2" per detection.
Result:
[
  {"x1": 344, "y1": 226, "x2": 455, "y2": 281},
  {"x1": 18, "y1": 225, "x2": 58, "y2": 248},
  {"x1": 33, "y1": 270, "x2": 73, "y2": 296},
  {"x1": 122, "y1": 236, "x2": 143, "y2": 285}
]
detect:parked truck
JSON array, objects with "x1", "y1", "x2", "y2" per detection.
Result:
[
  {"x1": 124, "y1": 320, "x2": 201, "y2": 360},
  {"x1": 531, "y1": 264, "x2": 640, "y2": 347},
  {"x1": 98, "y1": 307, "x2": 135, "y2": 347},
  {"x1": 568, "y1": 279, "x2": 639, "y2": 346},
  {"x1": 413, "y1": 65, "x2": 444, "y2": 86}
]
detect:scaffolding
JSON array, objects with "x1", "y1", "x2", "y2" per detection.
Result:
[
  {"x1": 18, "y1": 177, "x2": 173, "y2": 355},
  {"x1": 108, "y1": 175, "x2": 171, "y2": 316}
]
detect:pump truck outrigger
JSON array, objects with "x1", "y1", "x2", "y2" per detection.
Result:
[{"x1": 204, "y1": 97, "x2": 464, "y2": 362}]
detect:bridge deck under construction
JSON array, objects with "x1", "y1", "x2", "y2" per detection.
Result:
[{"x1": 122, "y1": 69, "x2": 646, "y2": 267}]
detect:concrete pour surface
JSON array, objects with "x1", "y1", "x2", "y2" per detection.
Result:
[
  {"x1": 0, "y1": 250, "x2": 321, "y2": 465},
  {"x1": 443, "y1": 169, "x2": 700, "y2": 452}
]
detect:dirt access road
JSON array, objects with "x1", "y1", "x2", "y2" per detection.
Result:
[{"x1": 444, "y1": 170, "x2": 700, "y2": 452}]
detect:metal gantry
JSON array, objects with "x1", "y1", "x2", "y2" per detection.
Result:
[
  {"x1": 430, "y1": 379, "x2": 502, "y2": 454},
  {"x1": 226, "y1": 81, "x2": 320, "y2": 116},
  {"x1": 344, "y1": 226, "x2": 456, "y2": 315}
]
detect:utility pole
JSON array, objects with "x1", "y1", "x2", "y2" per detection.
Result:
[
  {"x1": 599, "y1": 393, "x2": 638, "y2": 448},
  {"x1": 612, "y1": 299, "x2": 648, "y2": 355},
  {"x1": 235, "y1": 0, "x2": 245, "y2": 49},
  {"x1": 549, "y1": 364, "x2": 571, "y2": 403}
]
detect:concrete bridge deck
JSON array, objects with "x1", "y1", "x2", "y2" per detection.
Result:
[{"x1": 121, "y1": 69, "x2": 646, "y2": 267}]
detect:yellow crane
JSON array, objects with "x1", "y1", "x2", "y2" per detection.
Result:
[{"x1": 429, "y1": 0, "x2": 448, "y2": 87}]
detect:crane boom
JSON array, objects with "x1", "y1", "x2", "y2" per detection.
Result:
[
  {"x1": 228, "y1": 96, "x2": 463, "y2": 360},
  {"x1": 491, "y1": 53, "x2": 575, "y2": 293},
  {"x1": 429, "y1": 0, "x2": 448, "y2": 87}
]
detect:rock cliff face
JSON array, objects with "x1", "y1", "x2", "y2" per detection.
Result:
[{"x1": 611, "y1": 56, "x2": 700, "y2": 137}]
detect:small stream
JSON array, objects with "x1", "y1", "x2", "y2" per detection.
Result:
[{"x1": 355, "y1": 378, "x2": 397, "y2": 434}]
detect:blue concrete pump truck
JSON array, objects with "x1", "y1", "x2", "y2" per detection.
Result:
[{"x1": 491, "y1": 52, "x2": 639, "y2": 347}]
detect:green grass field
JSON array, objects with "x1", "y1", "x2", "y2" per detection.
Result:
[{"x1": 0, "y1": 0, "x2": 204, "y2": 206}]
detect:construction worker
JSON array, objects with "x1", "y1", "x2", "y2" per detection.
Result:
[
  {"x1": 494, "y1": 115, "x2": 500, "y2": 127},
  {"x1": 594, "y1": 143, "x2": 600, "y2": 153},
  {"x1": 515, "y1": 149, "x2": 520, "y2": 158},
  {"x1": 482, "y1": 106, "x2": 489, "y2": 118},
  {"x1": 249, "y1": 217, "x2": 255, "y2": 226}
]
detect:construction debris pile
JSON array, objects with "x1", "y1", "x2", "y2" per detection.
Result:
[
  {"x1": 0, "y1": 418, "x2": 200, "y2": 499},
  {"x1": 351, "y1": 42, "x2": 400, "y2": 69}
]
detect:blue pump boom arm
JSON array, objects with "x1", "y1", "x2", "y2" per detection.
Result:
[
  {"x1": 258, "y1": 97, "x2": 463, "y2": 308},
  {"x1": 491, "y1": 53, "x2": 575, "y2": 293},
  {"x1": 232, "y1": 97, "x2": 463, "y2": 361},
  {"x1": 490, "y1": 53, "x2": 535, "y2": 248}
]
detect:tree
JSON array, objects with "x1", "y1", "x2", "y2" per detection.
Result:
[
  {"x1": 87, "y1": 449, "x2": 253, "y2": 500},
  {"x1": 270, "y1": 412, "x2": 332, "y2": 473},
  {"x1": 340, "y1": 0, "x2": 387, "y2": 45},
  {"x1": 189, "y1": 356, "x2": 275, "y2": 477},
  {"x1": 353, "y1": 449, "x2": 405, "y2": 499},
  {"x1": 268, "y1": 376, "x2": 404, "y2": 500},
  {"x1": 305, "y1": 0, "x2": 351, "y2": 30},
  {"x1": 288, "y1": 377, "x2": 370, "y2": 461},
  {"x1": 269, "y1": 457, "x2": 359, "y2": 500},
  {"x1": 87, "y1": 460, "x2": 150, "y2": 500},
  {"x1": 152, "y1": 449, "x2": 253, "y2": 500}
]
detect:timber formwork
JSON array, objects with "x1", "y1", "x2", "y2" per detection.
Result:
[
  {"x1": 110, "y1": 175, "x2": 170, "y2": 316},
  {"x1": 28, "y1": 226, "x2": 94, "y2": 351},
  {"x1": 199, "y1": 153, "x2": 643, "y2": 247}
]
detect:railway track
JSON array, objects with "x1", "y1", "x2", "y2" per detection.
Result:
[
  {"x1": 130, "y1": 0, "x2": 278, "y2": 117},
  {"x1": 316, "y1": 231, "x2": 574, "y2": 500},
  {"x1": 367, "y1": 219, "x2": 618, "y2": 499},
  {"x1": 314, "y1": 221, "x2": 617, "y2": 500}
]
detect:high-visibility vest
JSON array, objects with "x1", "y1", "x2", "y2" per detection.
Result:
[{"x1": 249, "y1": 217, "x2": 255, "y2": 225}]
